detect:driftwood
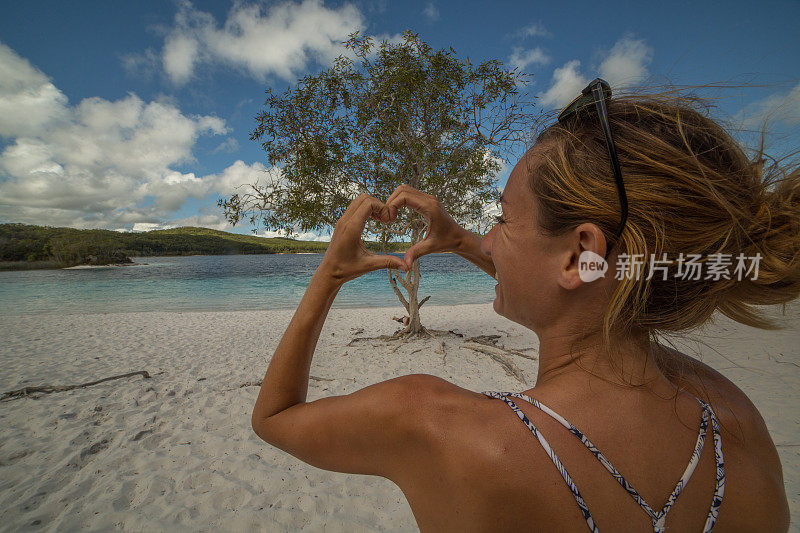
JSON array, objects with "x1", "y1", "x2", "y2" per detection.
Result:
[
  {"x1": 347, "y1": 328, "x2": 464, "y2": 346},
  {"x1": 462, "y1": 342, "x2": 528, "y2": 385},
  {"x1": 464, "y1": 336, "x2": 538, "y2": 361},
  {"x1": 0, "y1": 371, "x2": 151, "y2": 401},
  {"x1": 460, "y1": 335, "x2": 539, "y2": 385}
]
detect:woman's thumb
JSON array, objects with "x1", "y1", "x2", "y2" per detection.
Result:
[
  {"x1": 403, "y1": 239, "x2": 436, "y2": 268},
  {"x1": 371, "y1": 254, "x2": 408, "y2": 272}
]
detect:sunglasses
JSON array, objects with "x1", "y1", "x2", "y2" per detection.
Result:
[{"x1": 557, "y1": 78, "x2": 628, "y2": 261}]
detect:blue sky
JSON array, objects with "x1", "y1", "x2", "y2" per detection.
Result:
[{"x1": 1, "y1": 0, "x2": 798, "y2": 240}]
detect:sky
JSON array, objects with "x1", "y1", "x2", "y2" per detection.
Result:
[{"x1": 0, "y1": 0, "x2": 798, "y2": 241}]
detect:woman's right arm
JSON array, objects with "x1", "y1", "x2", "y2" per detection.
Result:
[
  {"x1": 453, "y1": 229, "x2": 496, "y2": 279},
  {"x1": 383, "y1": 184, "x2": 496, "y2": 278}
]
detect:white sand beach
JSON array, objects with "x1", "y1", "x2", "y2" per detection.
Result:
[{"x1": 0, "y1": 302, "x2": 798, "y2": 531}]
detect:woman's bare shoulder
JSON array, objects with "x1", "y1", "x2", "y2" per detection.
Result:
[
  {"x1": 658, "y1": 345, "x2": 769, "y2": 434},
  {"x1": 657, "y1": 345, "x2": 790, "y2": 529}
]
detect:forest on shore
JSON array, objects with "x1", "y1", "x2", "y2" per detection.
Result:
[{"x1": 0, "y1": 224, "x2": 409, "y2": 270}]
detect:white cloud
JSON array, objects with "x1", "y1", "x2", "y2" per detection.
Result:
[
  {"x1": 132, "y1": 222, "x2": 173, "y2": 232},
  {"x1": 737, "y1": 81, "x2": 800, "y2": 129},
  {"x1": 508, "y1": 46, "x2": 550, "y2": 71},
  {"x1": 0, "y1": 43, "x2": 266, "y2": 231},
  {"x1": 256, "y1": 229, "x2": 331, "y2": 242},
  {"x1": 537, "y1": 34, "x2": 653, "y2": 109},
  {"x1": 163, "y1": 34, "x2": 199, "y2": 85},
  {"x1": 0, "y1": 43, "x2": 69, "y2": 137},
  {"x1": 160, "y1": 0, "x2": 367, "y2": 85},
  {"x1": 206, "y1": 159, "x2": 270, "y2": 196},
  {"x1": 598, "y1": 34, "x2": 653, "y2": 88},
  {"x1": 423, "y1": 3, "x2": 439, "y2": 21},
  {"x1": 538, "y1": 60, "x2": 588, "y2": 109}
]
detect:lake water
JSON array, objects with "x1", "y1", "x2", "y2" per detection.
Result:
[{"x1": 0, "y1": 253, "x2": 496, "y2": 316}]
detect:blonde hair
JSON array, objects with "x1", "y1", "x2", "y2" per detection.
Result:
[{"x1": 528, "y1": 85, "x2": 800, "y2": 355}]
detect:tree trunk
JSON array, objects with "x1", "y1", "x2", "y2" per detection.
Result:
[
  {"x1": 406, "y1": 214, "x2": 424, "y2": 334},
  {"x1": 382, "y1": 211, "x2": 429, "y2": 337}
]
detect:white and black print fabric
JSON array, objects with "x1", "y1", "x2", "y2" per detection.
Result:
[{"x1": 481, "y1": 391, "x2": 725, "y2": 532}]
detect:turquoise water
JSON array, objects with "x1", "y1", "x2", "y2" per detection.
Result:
[{"x1": 0, "y1": 253, "x2": 496, "y2": 315}]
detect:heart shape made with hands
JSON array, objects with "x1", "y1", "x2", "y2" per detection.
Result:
[{"x1": 378, "y1": 195, "x2": 444, "y2": 270}]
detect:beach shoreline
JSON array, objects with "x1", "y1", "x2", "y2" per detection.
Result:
[{"x1": 0, "y1": 302, "x2": 797, "y2": 530}]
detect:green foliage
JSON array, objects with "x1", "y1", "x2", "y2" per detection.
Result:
[
  {"x1": 0, "y1": 223, "x2": 409, "y2": 270},
  {"x1": 219, "y1": 30, "x2": 537, "y2": 241},
  {"x1": 217, "y1": 30, "x2": 537, "y2": 332}
]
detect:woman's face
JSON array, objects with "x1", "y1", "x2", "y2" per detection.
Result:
[{"x1": 480, "y1": 144, "x2": 564, "y2": 331}]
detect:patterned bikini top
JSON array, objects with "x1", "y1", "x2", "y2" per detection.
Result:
[{"x1": 481, "y1": 391, "x2": 725, "y2": 532}]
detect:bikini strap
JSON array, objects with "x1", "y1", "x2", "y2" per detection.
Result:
[
  {"x1": 699, "y1": 398, "x2": 725, "y2": 532},
  {"x1": 483, "y1": 391, "x2": 723, "y2": 532},
  {"x1": 482, "y1": 390, "x2": 599, "y2": 532}
]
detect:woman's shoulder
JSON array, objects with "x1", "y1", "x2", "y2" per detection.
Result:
[
  {"x1": 656, "y1": 345, "x2": 790, "y2": 529},
  {"x1": 657, "y1": 345, "x2": 772, "y2": 439}
]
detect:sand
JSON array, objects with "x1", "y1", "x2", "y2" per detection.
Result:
[{"x1": 0, "y1": 302, "x2": 797, "y2": 531}]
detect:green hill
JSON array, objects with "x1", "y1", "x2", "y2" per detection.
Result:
[{"x1": 0, "y1": 223, "x2": 409, "y2": 270}]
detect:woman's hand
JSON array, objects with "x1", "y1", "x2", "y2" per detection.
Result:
[
  {"x1": 316, "y1": 193, "x2": 408, "y2": 285},
  {"x1": 384, "y1": 184, "x2": 469, "y2": 269}
]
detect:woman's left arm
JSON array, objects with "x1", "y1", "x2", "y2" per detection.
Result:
[{"x1": 250, "y1": 193, "x2": 447, "y2": 480}]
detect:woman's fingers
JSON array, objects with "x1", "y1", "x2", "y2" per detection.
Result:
[
  {"x1": 385, "y1": 190, "x2": 437, "y2": 221},
  {"x1": 403, "y1": 238, "x2": 438, "y2": 267},
  {"x1": 366, "y1": 253, "x2": 407, "y2": 272}
]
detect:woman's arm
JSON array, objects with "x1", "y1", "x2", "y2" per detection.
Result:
[
  {"x1": 454, "y1": 229, "x2": 496, "y2": 279},
  {"x1": 250, "y1": 272, "x2": 340, "y2": 421},
  {"x1": 250, "y1": 194, "x2": 443, "y2": 480}
]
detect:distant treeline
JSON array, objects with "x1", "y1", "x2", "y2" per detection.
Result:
[{"x1": 0, "y1": 223, "x2": 410, "y2": 270}]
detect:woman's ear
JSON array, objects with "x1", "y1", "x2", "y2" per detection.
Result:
[{"x1": 557, "y1": 223, "x2": 607, "y2": 290}]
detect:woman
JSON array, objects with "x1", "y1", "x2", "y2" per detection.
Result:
[{"x1": 251, "y1": 81, "x2": 797, "y2": 531}]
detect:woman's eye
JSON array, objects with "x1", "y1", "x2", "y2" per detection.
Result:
[{"x1": 493, "y1": 214, "x2": 505, "y2": 225}]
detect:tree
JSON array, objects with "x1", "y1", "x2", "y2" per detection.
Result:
[{"x1": 219, "y1": 30, "x2": 537, "y2": 337}]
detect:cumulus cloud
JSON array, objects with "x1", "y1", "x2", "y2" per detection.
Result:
[
  {"x1": 0, "y1": 43, "x2": 266, "y2": 231},
  {"x1": 538, "y1": 60, "x2": 588, "y2": 109},
  {"x1": 0, "y1": 43, "x2": 69, "y2": 137},
  {"x1": 158, "y1": 0, "x2": 366, "y2": 85},
  {"x1": 163, "y1": 33, "x2": 200, "y2": 85},
  {"x1": 598, "y1": 34, "x2": 653, "y2": 88},
  {"x1": 537, "y1": 34, "x2": 653, "y2": 109},
  {"x1": 508, "y1": 46, "x2": 550, "y2": 72}
]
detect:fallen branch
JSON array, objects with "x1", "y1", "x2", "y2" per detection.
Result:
[
  {"x1": 347, "y1": 334, "x2": 400, "y2": 346},
  {"x1": 464, "y1": 335, "x2": 538, "y2": 361},
  {"x1": 1, "y1": 371, "x2": 151, "y2": 401},
  {"x1": 461, "y1": 342, "x2": 528, "y2": 385}
]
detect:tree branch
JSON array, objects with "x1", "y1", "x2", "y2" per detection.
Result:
[{"x1": 387, "y1": 270, "x2": 410, "y2": 311}]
